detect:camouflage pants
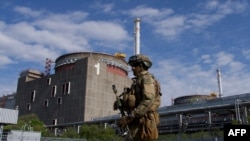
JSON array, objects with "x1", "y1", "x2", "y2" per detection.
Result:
[{"x1": 125, "y1": 113, "x2": 158, "y2": 141}]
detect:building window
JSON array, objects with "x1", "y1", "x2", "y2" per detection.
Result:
[
  {"x1": 53, "y1": 119, "x2": 57, "y2": 125},
  {"x1": 27, "y1": 103, "x2": 31, "y2": 111},
  {"x1": 44, "y1": 99, "x2": 49, "y2": 107},
  {"x1": 66, "y1": 82, "x2": 70, "y2": 94},
  {"x1": 62, "y1": 82, "x2": 71, "y2": 95},
  {"x1": 57, "y1": 97, "x2": 62, "y2": 104},
  {"x1": 31, "y1": 90, "x2": 36, "y2": 102},
  {"x1": 47, "y1": 78, "x2": 51, "y2": 85},
  {"x1": 51, "y1": 85, "x2": 57, "y2": 97}
]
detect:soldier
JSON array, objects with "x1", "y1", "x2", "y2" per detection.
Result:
[{"x1": 117, "y1": 54, "x2": 161, "y2": 141}]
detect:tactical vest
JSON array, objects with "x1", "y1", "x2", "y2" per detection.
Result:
[{"x1": 122, "y1": 72, "x2": 161, "y2": 114}]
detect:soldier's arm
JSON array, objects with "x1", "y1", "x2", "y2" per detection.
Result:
[{"x1": 133, "y1": 75, "x2": 156, "y2": 117}]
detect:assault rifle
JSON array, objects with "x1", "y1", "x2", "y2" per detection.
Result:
[
  {"x1": 112, "y1": 84, "x2": 131, "y2": 138},
  {"x1": 112, "y1": 85, "x2": 126, "y2": 116}
]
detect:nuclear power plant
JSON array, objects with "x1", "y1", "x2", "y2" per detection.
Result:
[
  {"x1": 15, "y1": 52, "x2": 132, "y2": 126},
  {"x1": 9, "y1": 18, "x2": 250, "y2": 135}
]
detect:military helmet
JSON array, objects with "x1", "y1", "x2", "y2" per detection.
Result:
[{"x1": 128, "y1": 54, "x2": 152, "y2": 68}]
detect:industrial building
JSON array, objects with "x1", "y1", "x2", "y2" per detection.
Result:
[
  {"x1": 0, "y1": 93, "x2": 16, "y2": 109},
  {"x1": 13, "y1": 52, "x2": 250, "y2": 134},
  {"x1": 5, "y1": 53, "x2": 250, "y2": 134},
  {"x1": 15, "y1": 52, "x2": 132, "y2": 126},
  {"x1": 158, "y1": 93, "x2": 250, "y2": 133},
  {"x1": 9, "y1": 17, "x2": 250, "y2": 135},
  {"x1": 91, "y1": 93, "x2": 250, "y2": 134}
]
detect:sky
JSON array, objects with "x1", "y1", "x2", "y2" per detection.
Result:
[{"x1": 0, "y1": 0, "x2": 249, "y2": 106}]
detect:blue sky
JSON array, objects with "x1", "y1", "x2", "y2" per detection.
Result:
[{"x1": 0, "y1": 0, "x2": 249, "y2": 106}]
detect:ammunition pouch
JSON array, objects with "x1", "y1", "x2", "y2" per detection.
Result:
[{"x1": 122, "y1": 92, "x2": 136, "y2": 112}]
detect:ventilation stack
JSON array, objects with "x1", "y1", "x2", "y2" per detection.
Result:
[
  {"x1": 216, "y1": 68, "x2": 223, "y2": 98},
  {"x1": 134, "y1": 18, "x2": 140, "y2": 55}
]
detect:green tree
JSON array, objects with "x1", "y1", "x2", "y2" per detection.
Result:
[
  {"x1": 4, "y1": 114, "x2": 53, "y2": 137},
  {"x1": 79, "y1": 124, "x2": 122, "y2": 141},
  {"x1": 61, "y1": 127, "x2": 80, "y2": 138}
]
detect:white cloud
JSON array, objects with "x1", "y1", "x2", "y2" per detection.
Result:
[
  {"x1": 215, "y1": 52, "x2": 234, "y2": 66},
  {"x1": 128, "y1": 5, "x2": 173, "y2": 19},
  {"x1": 201, "y1": 54, "x2": 212, "y2": 64},
  {"x1": 0, "y1": 7, "x2": 131, "y2": 68},
  {"x1": 152, "y1": 59, "x2": 218, "y2": 106},
  {"x1": 154, "y1": 16, "x2": 186, "y2": 38},
  {"x1": 91, "y1": 3, "x2": 114, "y2": 13},
  {"x1": 217, "y1": 0, "x2": 247, "y2": 14},
  {"x1": 126, "y1": 1, "x2": 247, "y2": 40},
  {"x1": 242, "y1": 49, "x2": 250, "y2": 60},
  {"x1": 205, "y1": 0, "x2": 220, "y2": 10},
  {"x1": 14, "y1": 6, "x2": 43, "y2": 17},
  {"x1": 151, "y1": 50, "x2": 250, "y2": 106},
  {"x1": 0, "y1": 31, "x2": 59, "y2": 64},
  {"x1": 79, "y1": 21, "x2": 129, "y2": 41},
  {"x1": 0, "y1": 55, "x2": 14, "y2": 67}
]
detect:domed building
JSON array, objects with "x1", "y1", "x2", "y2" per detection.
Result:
[
  {"x1": 174, "y1": 93, "x2": 217, "y2": 105},
  {"x1": 15, "y1": 52, "x2": 132, "y2": 126}
]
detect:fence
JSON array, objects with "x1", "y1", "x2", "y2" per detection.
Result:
[
  {"x1": 0, "y1": 133, "x2": 223, "y2": 141},
  {"x1": 40, "y1": 137, "x2": 87, "y2": 141},
  {"x1": 0, "y1": 134, "x2": 87, "y2": 141}
]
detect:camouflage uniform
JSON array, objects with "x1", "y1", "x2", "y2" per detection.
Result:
[{"x1": 118, "y1": 54, "x2": 161, "y2": 141}]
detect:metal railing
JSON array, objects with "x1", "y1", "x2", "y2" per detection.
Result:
[{"x1": 0, "y1": 133, "x2": 223, "y2": 141}]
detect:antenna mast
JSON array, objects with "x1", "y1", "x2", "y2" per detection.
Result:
[{"x1": 45, "y1": 58, "x2": 53, "y2": 76}]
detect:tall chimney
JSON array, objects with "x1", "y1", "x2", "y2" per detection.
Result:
[
  {"x1": 134, "y1": 18, "x2": 140, "y2": 55},
  {"x1": 216, "y1": 68, "x2": 223, "y2": 98}
]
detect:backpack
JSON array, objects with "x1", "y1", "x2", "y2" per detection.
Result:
[{"x1": 151, "y1": 74, "x2": 162, "y2": 97}]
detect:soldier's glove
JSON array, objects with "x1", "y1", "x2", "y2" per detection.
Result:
[
  {"x1": 113, "y1": 101, "x2": 119, "y2": 110},
  {"x1": 117, "y1": 113, "x2": 135, "y2": 128}
]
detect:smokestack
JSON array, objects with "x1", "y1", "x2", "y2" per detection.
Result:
[
  {"x1": 216, "y1": 68, "x2": 223, "y2": 98},
  {"x1": 134, "y1": 18, "x2": 140, "y2": 55}
]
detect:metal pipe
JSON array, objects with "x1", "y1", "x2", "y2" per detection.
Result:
[
  {"x1": 243, "y1": 107, "x2": 248, "y2": 124},
  {"x1": 179, "y1": 114, "x2": 183, "y2": 127},
  {"x1": 235, "y1": 99, "x2": 239, "y2": 121},
  {"x1": 235, "y1": 99, "x2": 242, "y2": 124},
  {"x1": 208, "y1": 111, "x2": 212, "y2": 126}
]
